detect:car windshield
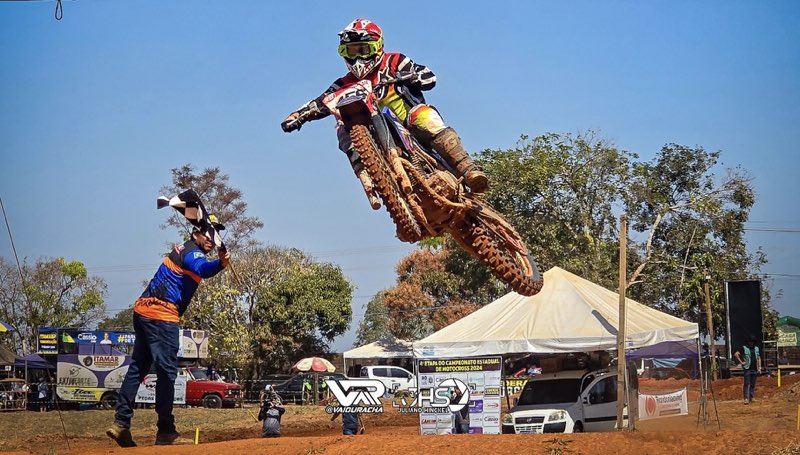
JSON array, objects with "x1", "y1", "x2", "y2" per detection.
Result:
[
  {"x1": 190, "y1": 367, "x2": 209, "y2": 380},
  {"x1": 517, "y1": 378, "x2": 582, "y2": 405}
]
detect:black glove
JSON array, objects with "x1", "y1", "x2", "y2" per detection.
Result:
[{"x1": 281, "y1": 113, "x2": 303, "y2": 133}]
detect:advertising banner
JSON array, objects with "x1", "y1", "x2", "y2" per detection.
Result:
[
  {"x1": 417, "y1": 356, "x2": 503, "y2": 435},
  {"x1": 37, "y1": 327, "x2": 59, "y2": 355},
  {"x1": 778, "y1": 325, "x2": 799, "y2": 347},
  {"x1": 638, "y1": 388, "x2": 688, "y2": 420},
  {"x1": 136, "y1": 372, "x2": 187, "y2": 404},
  {"x1": 180, "y1": 329, "x2": 209, "y2": 358}
]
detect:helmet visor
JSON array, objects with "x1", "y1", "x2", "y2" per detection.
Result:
[{"x1": 338, "y1": 41, "x2": 381, "y2": 59}]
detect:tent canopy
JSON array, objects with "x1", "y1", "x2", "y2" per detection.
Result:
[
  {"x1": 15, "y1": 353, "x2": 54, "y2": 369},
  {"x1": 0, "y1": 345, "x2": 15, "y2": 366},
  {"x1": 344, "y1": 337, "x2": 413, "y2": 359},
  {"x1": 626, "y1": 340, "x2": 698, "y2": 360},
  {"x1": 413, "y1": 267, "x2": 699, "y2": 358}
]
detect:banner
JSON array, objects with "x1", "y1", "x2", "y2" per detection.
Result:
[
  {"x1": 638, "y1": 388, "x2": 688, "y2": 420},
  {"x1": 136, "y1": 373, "x2": 187, "y2": 404},
  {"x1": 778, "y1": 325, "x2": 799, "y2": 347},
  {"x1": 180, "y1": 329, "x2": 209, "y2": 358},
  {"x1": 417, "y1": 357, "x2": 503, "y2": 435},
  {"x1": 37, "y1": 327, "x2": 58, "y2": 355}
]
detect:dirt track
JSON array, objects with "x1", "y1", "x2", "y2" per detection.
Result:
[{"x1": 2, "y1": 375, "x2": 800, "y2": 455}]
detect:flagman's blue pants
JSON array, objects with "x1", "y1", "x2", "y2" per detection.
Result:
[
  {"x1": 743, "y1": 369, "x2": 757, "y2": 400},
  {"x1": 115, "y1": 313, "x2": 180, "y2": 433}
]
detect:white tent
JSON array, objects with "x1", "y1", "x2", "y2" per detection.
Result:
[
  {"x1": 413, "y1": 267, "x2": 699, "y2": 358},
  {"x1": 344, "y1": 337, "x2": 413, "y2": 360}
]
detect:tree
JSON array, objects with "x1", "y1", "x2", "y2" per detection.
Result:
[
  {"x1": 98, "y1": 307, "x2": 134, "y2": 332},
  {"x1": 161, "y1": 164, "x2": 264, "y2": 251},
  {"x1": 624, "y1": 144, "x2": 773, "y2": 337},
  {"x1": 0, "y1": 257, "x2": 107, "y2": 353},
  {"x1": 374, "y1": 133, "x2": 775, "y2": 341},
  {"x1": 353, "y1": 293, "x2": 391, "y2": 347},
  {"x1": 181, "y1": 246, "x2": 353, "y2": 378}
]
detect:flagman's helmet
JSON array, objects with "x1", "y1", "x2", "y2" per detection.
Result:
[{"x1": 338, "y1": 18, "x2": 384, "y2": 79}]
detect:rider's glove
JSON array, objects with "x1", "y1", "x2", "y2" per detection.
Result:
[{"x1": 281, "y1": 112, "x2": 303, "y2": 133}]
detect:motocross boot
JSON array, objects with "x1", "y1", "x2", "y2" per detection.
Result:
[{"x1": 430, "y1": 128, "x2": 488, "y2": 193}]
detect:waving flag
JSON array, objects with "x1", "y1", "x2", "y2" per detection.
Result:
[{"x1": 157, "y1": 189, "x2": 226, "y2": 247}]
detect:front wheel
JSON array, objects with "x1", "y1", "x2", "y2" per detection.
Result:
[
  {"x1": 349, "y1": 124, "x2": 422, "y2": 243},
  {"x1": 452, "y1": 201, "x2": 543, "y2": 296},
  {"x1": 202, "y1": 394, "x2": 223, "y2": 409}
]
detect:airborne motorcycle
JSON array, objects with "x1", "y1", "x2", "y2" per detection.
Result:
[{"x1": 283, "y1": 74, "x2": 543, "y2": 296}]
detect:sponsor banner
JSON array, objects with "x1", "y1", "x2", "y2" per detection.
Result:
[
  {"x1": 180, "y1": 329, "x2": 209, "y2": 358},
  {"x1": 56, "y1": 387, "x2": 105, "y2": 402},
  {"x1": 135, "y1": 373, "x2": 187, "y2": 404},
  {"x1": 418, "y1": 356, "x2": 502, "y2": 436},
  {"x1": 638, "y1": 388, "x2": 688, "y2": 421},
  {"x1": 502, "y1": 378, "x2": 527, "y2": 396},
  {"x1": 418, "y1": 357, "x2": 502, "y2": 374},
  {"x1": 483, "y1": 398, "x2": 501, "y2": 413},
  {"x1": 37, "y1": 328, "x2": 59, "y2": 355},
  {"x1": 778, "y1": 325, "x2": 799, "y2": 347},
  {"x1": 78, "y1": 355, "x2": 125, "y2": 371},
  {"x1": 64, "y1": 330, "x2": 136, "y2": 345},
  {"x1": 469, "y1": 399, "x2": 483, "y2": 413}
]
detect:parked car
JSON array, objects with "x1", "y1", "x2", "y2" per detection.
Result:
[
  {"x1": 244, "y1": 374, "x2": 294, "y2": 403},
  {"x1": 184, "y1": 366, "x2": 242, "y2": 408},
  {"x1": 271, "y1": 372, "x2": 348, "y2": 404},
  {"x1": 639, "y1": 367, "x2": 691, "y2": 381},
  {"x1": 502, "y1": 369, "x2": 630, "y2": 434},
  {"x1": 359, "y1": 365, "x2": 416, "y2": 393}
]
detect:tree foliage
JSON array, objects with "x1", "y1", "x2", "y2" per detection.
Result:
[
  {"x1": 353, "y1": 292, "x2": 391, "y2": 347},
  {"x1": 161, "y1": 164, "x2": 264, "y2": 251},
  {"x1": 0, "y1": 257, "x2": 106, "y2": 353},
  {"x1": 182, "y1": 246, "x2": 353, "y2": 379},
  {"x1": 98, "y1": 306, "x2": 134, "y2": 332},
  {"x1": 360, "y1": 132, "x2": 774, "y2": 342}
]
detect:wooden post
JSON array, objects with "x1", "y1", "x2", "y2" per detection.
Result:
[
  {"x1": 617, "y1": 215, "x2": 627, "y2": 431},
  {"x1": 704, "y1": 273, "x2": 717, "y2": 380}
]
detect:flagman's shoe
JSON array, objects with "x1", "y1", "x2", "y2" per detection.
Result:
[
  {"x1": 155, "y1": 431, "x2": 193, "y2": 445},
  {"x1": 106, "y1": 423, "x2": 137, "y2": 448},
  {"x1": 743, "y1": 399, "x2": 749, "y2": 405}
]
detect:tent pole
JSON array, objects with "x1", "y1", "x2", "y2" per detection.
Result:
[{"x1": 616, "y1": 214, "x2": 628, "y2": 431}]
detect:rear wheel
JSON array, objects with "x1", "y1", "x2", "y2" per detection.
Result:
[
  {"x1": 350, "y1": 124, "x2": 422, "y2": 243},
  {"x1": 452, "y1": 202, "x2": 543, "y2": 296},
  {"x1": 100, "y1": 391, "x2": 119, "y2": 410}
]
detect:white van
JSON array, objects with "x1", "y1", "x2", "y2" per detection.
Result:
[
  {"x1": 501, "y1": 369, "x2": 633, "y2": 434},
  {"x1": 359, "y1": 365, "x2": 416, "y2": 393}
]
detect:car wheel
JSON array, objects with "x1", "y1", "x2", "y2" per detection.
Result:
[
  {"x1": 100, "y1": 391, "x2": 119, "y2": 410},
  {"x1": 573, "y1": 421, "x2": 584, "y2": 433},
  {"x1": 202, "y1": 394, "x2": 223, "y2": 409}
]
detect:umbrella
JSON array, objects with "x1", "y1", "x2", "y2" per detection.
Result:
[
  {"x1": 292, "y1": 357, "x2": 335, "y2": 373},
  {"x1": 0, "y1": 320, "x2": 13, "y2": 333}
]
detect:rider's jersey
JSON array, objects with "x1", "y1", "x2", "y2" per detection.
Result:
[
  {"x1": 298, "y1": 52, "x2": 436, "y2": 123},
  {"x1": 133, "y1": 240, "x2": 223, "y2": 323}
]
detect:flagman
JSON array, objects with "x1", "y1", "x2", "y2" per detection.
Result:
[{"x1": 106, "y1": 199, "x2": 229, "y2": 447}]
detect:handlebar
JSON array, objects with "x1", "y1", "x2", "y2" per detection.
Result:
[{"x1": 375, "y1": 71, "x2": 419, "y2": 88}]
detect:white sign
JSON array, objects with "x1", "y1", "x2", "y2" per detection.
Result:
[
  {"x1": 638, "y1": 388, "x2": 688, "y2": 420},
  {"x1": 135, "y1": 373, "x2": 187, "y2": 404}
]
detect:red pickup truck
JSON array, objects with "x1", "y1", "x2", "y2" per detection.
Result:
[{"x1": 183, "y1": 367, "x2": 242, "y2": 408}]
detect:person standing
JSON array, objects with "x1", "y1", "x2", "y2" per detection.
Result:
[
  {"x1": 106, "y1": 227, "x2": 229, "y2": 447},
  {"x1": 734, "y1": 335, "x2": 762, "y2": 405},
  {"x1": 37, "y1": 378, "x2": 49, "y2": 413}
]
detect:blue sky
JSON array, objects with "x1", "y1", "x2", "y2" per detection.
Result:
[{"x1": 1, "y1": 1, "x2": 798, "y2": 352}]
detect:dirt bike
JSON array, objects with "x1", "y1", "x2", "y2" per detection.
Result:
[{"x1": 283, "y1": 74, "x2": 543, "y2": 296}]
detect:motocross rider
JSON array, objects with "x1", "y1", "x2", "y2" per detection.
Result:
[{"x1": 281, "y1": 18, "x2": 488, "y2": 194}]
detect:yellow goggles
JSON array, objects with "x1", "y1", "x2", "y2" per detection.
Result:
[{"x1": 338, "y1": 39, "x2": 382, "y2": 59}]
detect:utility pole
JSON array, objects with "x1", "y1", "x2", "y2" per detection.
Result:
[
  {"x1": 704, "y1": 272, "x2": 717, "y2": 380},
  {"x1": 617, "y1": 215, "x2": 628, "y2": 431}
]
